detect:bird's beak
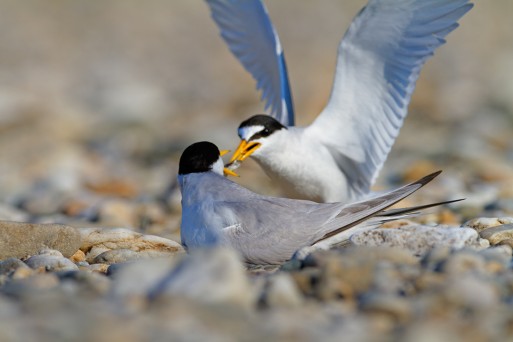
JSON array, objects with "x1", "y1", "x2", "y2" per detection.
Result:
[
  {"x1": 220, "y1": 149, "x2": 239, "y2": 177},
  {"x1": 229, "y1": 139, "x2": 262, "y2": 163}
]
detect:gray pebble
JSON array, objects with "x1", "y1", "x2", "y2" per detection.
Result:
[
  {"x1": 350, "y1": 225, "x2": 483, "y2": 256},
  {"x1": 0, "y1": 258, "x2": 29, "y2": 276},
  {"x1": 147, "y1": 248, "x2": 255, "y2": 309},
  {"x1": 262, "y1": 273, "x2": 303, "y2": 308},
  {"x1": 25, "y1": 254, "x2": 78, "y2": 272}
]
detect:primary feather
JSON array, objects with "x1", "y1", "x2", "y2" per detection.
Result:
[{"x1": 207, "y1": 0, "x2": 294, "y2": 125}]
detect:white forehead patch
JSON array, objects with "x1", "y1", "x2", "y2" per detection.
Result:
[{"x1": 238, "y1": 125, "x2": 265, "y2": 140}]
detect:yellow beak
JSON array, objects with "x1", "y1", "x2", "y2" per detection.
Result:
[
  {"x1": 229, "y1": 139, "x2": 262, "y2": 163},
  {"x1": 220, "y1": 149, "x2": 239, "y2": 177}
]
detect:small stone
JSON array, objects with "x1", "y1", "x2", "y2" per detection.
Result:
[
  {"x1": 443, "y1": 275, "x2": 499, "y2": 310},
  {"x1": 69, "y1": 249, "x2": 86, "y2": 263},
  {"x1": 93, "y1": 249, "x2": 140, "y2": 264},
  {"x1": 350, "y1": 224, "x2": 483, "y2": 256},
  {"x1": 147, "y1": 248, "x2": 255, "y2": 309},
  {"x1": 479, "y1": 245, "x2": 512, "y2": 264},
  {"x1": 0, "y1": 258, "x2": 28, "y2": 276},
  {"x1": 81, "y1": 263, "x2": 109, "y2": 274},
  {"x1": 11, "y1": 266, "x2": 35, "y2": 280},
  {"x1": 0, "y1": 221, "x2": 81, "y2": 259},
  {"x1": 57, "y1": 270, "x2": 111, "y2": 295},
  {"x1": 96, "y1": 200, "x2": 138, "y2": 227},
  {"x1": 37, "y1": 248, "x2": 64, "y2": 257},
  {"x1": 465, "y1": 217, "x2": 513, "y2": 232},
  {"x1": 0, "y1": 203, "x2": 29, "y2": 222},
  {"x1": 298, "y1": 247, "x2": 417, "y2": 301},
  {"x1": 497, "y1": 239, "x2": 513, "y2": 248},
  {"x1": 79, "y1": 227, "x2": 183, "y2": 263},
  {"x1": 420, "y1": 246, "x2": 452, "y2": 271},
  {"x1": 479, "y1": 224, "x2": 513, "y2": 245},
  {"x1": 380, "y1": 219, "x2": 415, "y2": 229},
  {"x1": 85, "y1": 179, "x2": 138, "y2": 198},
  {"x1": 17, "y1": 191, "x2": 69, "y2": 216},
  {"x1": 109, "y1": 257, "x2": 180, "y2": 298},
  {"x1": 1, "y1": 273, "x2": 60, "y2": 296},
  {"x1": 440, "y1": 250, "x2": 486, "y2": 275},
  {"x1": 263, "y1": 273, "x2": 304, "y2": 308},
  {"x1": 93, "y1": 248, "x2": 181, "y2": 265},
  {"x1": 360, "y1": 294, "x2": 412, "y2": 323},
  {"x1": 25, "y1": 254, "x2": 79, "y2": 272}
]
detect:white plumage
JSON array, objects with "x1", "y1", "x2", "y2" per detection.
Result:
[{"x1": 206, "y1": 0, "x2": 473, "y2": 202}]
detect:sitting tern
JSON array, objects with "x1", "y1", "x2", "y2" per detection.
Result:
[
  {"x1": 206, "y1": 0, "x2": 473, "y2": 202},
  {"x1": 178, "y1": 141, "x2": 457, "y2": 267}
]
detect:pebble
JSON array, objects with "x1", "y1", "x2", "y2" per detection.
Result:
[
  {"x1": 0, "y1": 203, "x2": 29, "y2": 222},
  {"x1": 82, "y1": 264, "x2": 109, "y2": 274},
  {"x1": 96, "y1": 248, "x2": 182, "y2": 264},
  {"x1": 465, "y1": 217, "x2": 513, "y2": 232},
  {"x1": 25, "y1": 252, "x2": 79, "y2": 272},
  {"x1": 442, "y1": 275, "x2": 499, "y2": 310},
  {"x1": 147, "y1": 248, "x2": 256, "y2": 309},
  {"x1": 0, "y1": 258, "x2": 28, "y2": 276},
  {"x1": 0, "y1": 221, "x2": 81, "y2": 259},
  {"x1": 95, "y1": 199, "x2": 138, "y2": 227},
  {"x1": 439, "y1": 250, "x2": 487, "y2": 276},
  {"x1": 79, "y1": 227, "x2": 184, "y2": 263},
  {"x1": 295, "y1": 247, "x2": 417, "y2": 301},
  {"x1": 57, "y1": 270, "x2": 111, "y2": 296},
  {"x1": 1, "y1": 273, "x2": 60, "y2": 297},
  {"x1": 109, "y1": 257, "x2": 181, "y2": 298},
  {"x1": 350, "y1": 224, "x2": 485, "y2": 256},
  {"x1": 69, "y1": 249, "x2": 86, "y2": 263},
  {"x1": 262, "y1": 273, "x2": 304, "y2": 308},
  {"x1": 359, "y1": 294, "x2": 412, "y2": 324},
  {"x1": 479, "y1": 224, "x2": 513, "y2": 245}
]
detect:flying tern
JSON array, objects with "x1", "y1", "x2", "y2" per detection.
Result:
[{"x1": 206, "y1": 0, "x2": 473, "y2": 202}]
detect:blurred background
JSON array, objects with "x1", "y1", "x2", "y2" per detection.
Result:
[{"x1": 0, "y1": 0, "x2": 512, "y2": 238}]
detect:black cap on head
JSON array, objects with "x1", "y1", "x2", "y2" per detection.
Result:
[
  {"x1": 179, "y1": 141, "x2": 220, "y2": 175},
  {"x1": 238, "y1": 114, "x2": 286, "y2": 141}
]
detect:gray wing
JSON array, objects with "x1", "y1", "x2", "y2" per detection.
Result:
[
  {"x1": 307, "y1": 0, "x2": 472, "y2": 197},
  {"x1": 217, "y1": 196, "x2": 344, "y2": 266},
  {"x1": 220, "y1": 171, "x2": 441, "y2": 265},
  {"x1": 206, "y1": 0, "x2": 295, "y2": 126}
]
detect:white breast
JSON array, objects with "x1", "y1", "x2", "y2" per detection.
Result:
[{"x1": 250, "y1": 128, "x2": 351, "y2": 202}]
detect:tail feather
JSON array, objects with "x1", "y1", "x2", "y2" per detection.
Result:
[
  {"x1": 378, "y1": 198, "x2": 464, "y2": 217},
  {"x1": 321, "y1": 198, "x2": 463, "y2": 250},
  {"x1": 313, "y1": 170, "x2": 443, "y2": 245}
]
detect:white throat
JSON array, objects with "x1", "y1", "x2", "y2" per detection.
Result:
[{"x1": 211, "y1": 157, "x2": 224, "y2": 175}]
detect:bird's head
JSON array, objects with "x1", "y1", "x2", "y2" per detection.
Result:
[
  {"x1": 179, "y1": 141, "x2": 238, "y2": 177},
  {"x1": 228, "y1": 114, "x2": 286, "y2": 166}
]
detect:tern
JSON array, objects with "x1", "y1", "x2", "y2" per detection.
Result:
[
  {"x1": 178, "y1": 141, "x2": 457, "y2": 267},
  {"x1": 206, "y1": 0, "x2": 473, "y2": 202}
]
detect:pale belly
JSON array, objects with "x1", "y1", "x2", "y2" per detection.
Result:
[{"x1": 253, "y1": 151, "x2": 351, "y2": 203}]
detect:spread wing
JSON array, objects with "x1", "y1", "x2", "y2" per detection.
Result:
[
  {"x1": 206, "y1": 0, "x2": 295, "y2": 126},
  {"x1": 308, "y1": 0, "x2": 473, "y2": 197}
]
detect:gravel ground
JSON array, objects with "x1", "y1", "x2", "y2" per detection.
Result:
[{"x1": 0, "y1": 1, "x2": 513, "y2": 341}]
